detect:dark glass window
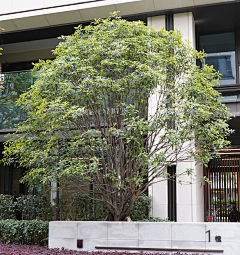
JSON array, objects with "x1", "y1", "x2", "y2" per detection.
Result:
[
  {"x1": 0, "y1": 71, "x2": 36, "y2": 129},
  {"x1": 200, "y1": 32, "x2": 236, "y2": 85},
  {"x1": 168, "y1": 165, "x2": 176, "y2": 222},
  {"x1": 221, "y1": 93, "x2": 238, "y2": 100}
]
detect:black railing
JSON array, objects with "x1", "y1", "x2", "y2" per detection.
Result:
[{"x1": 206, "y1": 154, "x2": 240, "y2": 222}]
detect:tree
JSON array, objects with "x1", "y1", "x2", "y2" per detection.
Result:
[
  {"x1": 0, "y1": 27, "x2": 2, "y2": 55},
  {"x1": 2, "y1": 13, "x2": 232, "y2": 221},
  {"x1": 0, "y1": 72, "x2": 35, "y2": 129},
  {"x1": 0, "y1": 28, "x2": 34, "y2": 129}
]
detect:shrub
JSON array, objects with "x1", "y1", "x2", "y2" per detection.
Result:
[
  {"x1": 130, "y1": 195, "x2": 151, "y2": 221},
  {"x1": 0, "y1": 193, "x2": 151, "y2": 221},
  {"x1": 15, "y1": 195, "x2": 37, "y2": 220},
  {"x1": 70, "y1": 194, "x2": 94, "y2": 221},
  {"x1": 59, "y1": 195, "x2": 69, "y2": 221},
  {"x1": 141, "y1": 215, "x2": 171, "y2": 222},
  {"x1": 60, "y1": 194, "x2": 107, "y2": 221},
  {"x1": 36, "y1": 194, "x2": 54, "y2": 221},
  {"x1": 0, "y1": 244, "x2": 204, "y2": 255},
  {"x1": 59, "y1": 194, "x2": 150, "y2": 221},
  {"x1": 0, "y1": 194, "x2": 15, "y2": 220},
  {"x1": 15, "y1": 195, "x2": 53, "y2": 221},
  {"x1": 0, "y1": 220, "x2": 48, "y2": 246}
]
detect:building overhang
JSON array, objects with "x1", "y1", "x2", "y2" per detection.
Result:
[{"x1": 0, "y1": 0, "x2": 232, "y2": 33}]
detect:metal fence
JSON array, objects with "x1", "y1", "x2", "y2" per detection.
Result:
[{"x1": 205, "y1": 154, "x2": 240, "y2": 222}]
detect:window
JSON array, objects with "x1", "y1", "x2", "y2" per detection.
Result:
[
  {"x1": 200, "y1": 32, "x2": 236, "y2": 85},
  {"x1": 168, "y1": 165, "x2": 176, "y2": 222},
  {"x1": 221, "y1": 93, "x2": 238, "y2": 100}
]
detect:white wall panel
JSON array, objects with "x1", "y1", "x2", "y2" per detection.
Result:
[
  {"x1": 77, "y1": 222, "x2": 108, "y2": 239},
  {"x1": 139, "y1": 240, "x2": 172, "y2": 249},
  {"x1": 0, "y1": 19, "x2": 17, "y2": 32},
  {"x1": 44, "y1": 0, "x2": 80, "y2": 9},
  {"x1": 79, "y1": 0, "x2": 116, "y2": 21},
  {"x1": 45, "y1": 10, "x2": 83, "y2": 26},
  {"x1": 12, "y1": 11, "x2": 50, "y2": 30},
  {"x1": 49, "y1": 221, "x2": 240, "y2": 255},
  {"x1": 115, "y1": 0, "x2": 155, "y2": 16},
  {"x1": 0, "y1": 0, "x2": 12, "y2": 15},
  {"x1": 11, "y1": 0, "x2": 45, "y2": 13},
  {"x1": 150, "y1": 180, "x2": 168, "y2": 218},
  {"x1": 107, "y1": 222, "x2": 139, "y2": 239},
  {"x1": 147, "y1": 15, "x2": 165, "y2": 29},
  {"x1": 139, "y1": 223, "x2": 171, "y2": 240},
  {"x1": 194, "y1": 0, "x2": 229, "y2": 6},
  {"x1": 176, "y1": 159, "x2": 204, "y2": 222},
  {"x1": 153, "y1": 0, "x2": 195, "y2": 11},
  {"x1": 174, "y1": 12, "x2": 195, "y2": 48}
]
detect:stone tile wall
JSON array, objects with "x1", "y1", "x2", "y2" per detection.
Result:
[{"x1": 49, "y1": 221, "x2": 239, "y2": 254}]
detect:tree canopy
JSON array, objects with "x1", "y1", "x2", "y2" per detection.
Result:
[
  {"x1": 0, "y1": 72, "x2": 35, "y2": 129},
  {"x1": 2, "y1": 13, "x2": 232, "y2": 221}
]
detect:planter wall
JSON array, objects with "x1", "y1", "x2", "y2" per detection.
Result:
[{"x1": 49, "y1": 221, "x2": 239, "y2": 255}]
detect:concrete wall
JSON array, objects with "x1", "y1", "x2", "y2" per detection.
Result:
[{"x1": 49, "y1": 221, "x2": 240, "y2": 255}]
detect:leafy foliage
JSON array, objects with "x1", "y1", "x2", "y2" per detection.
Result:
[
  {"x1": 0, "y1": 244, "x2": 204, "y2": 255},
  {"x1": 2, "y1": 13, "x2": 232, "y2": 220},
  {"x1": 0, "y1": 194, "x2": 16, "y2": 220},
  {"x1": 130, "y1": 194, "x2": 151, "y2": 221},
  {"x1": 0, "y1": 194, "x2": 53, "y2": 221},
  {"x1": 0, "y1": 28, "x2": 3, "y2": 55},
  {"x1": 37, "y1": 194, "x2": 54, "y2": 221},
  {"x1": 0, "y1": 194, "x2": 150, "y2": 221},
  {"x1": 0, "y1": 72, "x2": 35, "y2": 129},
  {"x1": 15, "y1": 194, "x2": 53, "y2": 221},
  {"x1": 15, "y1": 195, "x2": 37, "y2": 220},
  {"x1": 0, "y1": 220, "x2": 48, "y2": 246},
  {"x1": 141, "y1": 215, "x2": 171, "y2": 222},
  {"x1": 59, "y1": 194, "x2": 150, "y2": 221},
  {"x1": 67, "y1": 193, "x2": 107, "y2": 221}
]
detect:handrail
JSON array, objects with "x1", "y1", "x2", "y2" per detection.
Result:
[{"x1": 95, "y1": 246, "x2": 224, "y2": 253}]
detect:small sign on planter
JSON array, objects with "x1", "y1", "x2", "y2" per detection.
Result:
[{"x1": 77, "y1": 240, "x2": 83, "y2": 248}]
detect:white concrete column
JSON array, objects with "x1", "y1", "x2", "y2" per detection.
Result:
[
  {"x1": 174, "y1": 12, "x2": 204, "y2": 222},
  {"x1": 51, "y1": 180, "x2": 58, "y2": 206},
  {"x1": 147, "y1": 15, "x2": 165, "y2": 30},
  {"x1": 147, "y1": 15, "x2": 168, "y2": 220},
  {"x1": 174, "y1": 12, "x2": 195, "y2": 48},
  {"x1": 148, "y1": 12, "x2": 204, "y2": 222}
]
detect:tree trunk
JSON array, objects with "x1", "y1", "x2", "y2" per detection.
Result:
[{"x1": 105, "y1": 211, "x2": 115, "y2": 221}]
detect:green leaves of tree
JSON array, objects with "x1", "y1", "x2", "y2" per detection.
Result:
[{"x1": 1, "y1": 12, "x2": 232, "y2": 220}]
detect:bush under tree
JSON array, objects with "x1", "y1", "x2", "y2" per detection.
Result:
[{"x1": 0, "y1": 220, "x2": 48, "y2": 246}]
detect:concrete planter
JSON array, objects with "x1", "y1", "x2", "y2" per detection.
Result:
[{"x1": 49, "y1": 221, "x2": 239, "y2": 254}]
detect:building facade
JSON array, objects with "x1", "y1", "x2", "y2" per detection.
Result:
[{"x1": 0, "y1": 0, "x2": 240, "y2": 222}]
